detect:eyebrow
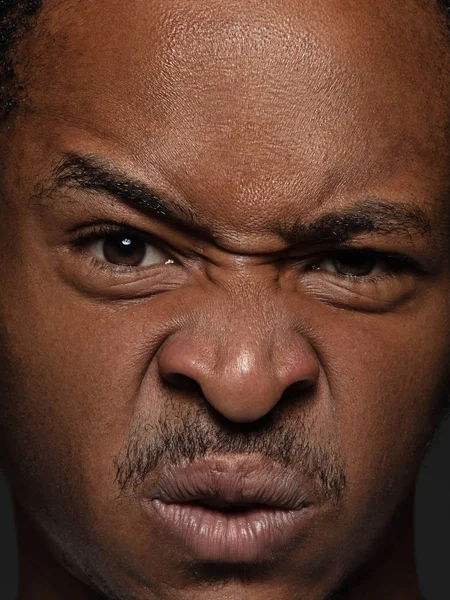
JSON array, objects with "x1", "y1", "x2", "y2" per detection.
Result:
[
  {"x1": 34, "y1": 152, "x2": 432, "y2": 247},
  {"x1": 41, "y1": 152, "x2": 211, "y2": 239},
  {"x1": 284, "y1": 197, "x2": 432, "y2": 246}
]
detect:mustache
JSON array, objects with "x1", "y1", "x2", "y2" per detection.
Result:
[{"x1": 113, "y1": 405, "x2": 346, "y2": 505}]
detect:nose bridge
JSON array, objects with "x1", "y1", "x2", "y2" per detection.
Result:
[
  {"x1": 216, "y1": 297, "x2": 277, "y2": 377},
  {"x1": 196, "y1": 279, "x2": 288, "y2": 381},
  {"x1": 157, "y1": 283, "x2": 320, "y2": 423}
]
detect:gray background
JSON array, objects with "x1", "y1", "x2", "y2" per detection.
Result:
[{"x1": 1, "y1": 418, "x2": 450, "y2": 599}]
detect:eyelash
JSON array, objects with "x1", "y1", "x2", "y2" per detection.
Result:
[
  {"x1": 71, "y1": 222, "x2": 417, "y2": 282},
  {"x1": 74, "y1": 222, "x2": 150, "y2": 241},
  {"x1": 306, "y1": 248, "x2": 416, "y2": 284}
]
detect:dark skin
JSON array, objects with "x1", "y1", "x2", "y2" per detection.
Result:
[{"x1": 1, "y1": 0, "x2": 450, "y2": 598}]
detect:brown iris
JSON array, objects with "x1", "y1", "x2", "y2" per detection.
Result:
[
  {"x1": 102, "y1": 235, "x2": 147, "y2": 266},
  {"x1": 332, "y1": 251, "x2": 377, "y2": 277}
]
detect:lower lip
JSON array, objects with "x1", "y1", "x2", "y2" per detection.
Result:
[{"x1": 148, "y1": 500, "x2": 315, "y2": 562}]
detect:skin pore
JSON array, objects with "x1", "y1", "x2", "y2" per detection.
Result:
[{"x1": 1, "y1": 0, "x2": 450, "y2": 598}]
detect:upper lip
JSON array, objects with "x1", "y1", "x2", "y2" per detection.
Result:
[{"x1": 143, "y1": 454, "x2": 316, "y2": 511}]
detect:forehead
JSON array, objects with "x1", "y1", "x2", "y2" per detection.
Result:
[{"x1": 13, "y1": 0, "x2": 450, "y2": 238}]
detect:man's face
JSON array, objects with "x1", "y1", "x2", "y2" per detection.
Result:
[{"x1": 1, "y1": 0, "x2": 450, "y2": 598}]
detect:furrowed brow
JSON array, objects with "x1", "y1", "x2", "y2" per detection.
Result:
[
  {"x1": 281, "y1": 198, "x2": 432, "y2": 246},
  {"x1": 32, "y1": 153, "x2": 433, "y2": 251},
  {"x1": 34, "y1": 153, "x2": 211, "y2": 238}
]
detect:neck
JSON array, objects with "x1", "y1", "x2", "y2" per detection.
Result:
[{"x1": 14, "y1": 491, "x2": 422, "y2": 600}]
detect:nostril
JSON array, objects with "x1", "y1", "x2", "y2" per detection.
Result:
[
  {"x1": 163, "y1": 372, "x2": 204, "y2": 395},
  {"x1": 281, "y1": 379, "x2": 316, "y2": 401}
]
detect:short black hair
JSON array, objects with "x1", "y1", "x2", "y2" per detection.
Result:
[
  {"x1": 0, "y1": 0, "x2": 43, "y2": 121},
  {"x1": 440, "y1": 0, "x2": 450, "y2": 14},
  {"x1": 0, "y1": 0, "x2": 449, "y2": 124}
]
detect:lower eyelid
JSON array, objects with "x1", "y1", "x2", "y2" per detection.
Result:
[{"x1": 80, "y1": 252, "x2": 174, "y2": 279}]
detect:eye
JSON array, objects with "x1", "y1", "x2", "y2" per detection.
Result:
[
  {"x1": 75, "y1": 225, "x2": 175, "y2": 268},
  {"x1": 310, "y1": 249, "x2": 394, "y2": 279}
]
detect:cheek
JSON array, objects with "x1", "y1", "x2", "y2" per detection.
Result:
[
  {"x1": 0, "y1": 280, "x2": 183, "y2": 590},
  {"x1": 320, "y1": 294, "x2": 450, "y2": 516},
  {"x1": 0, "y1": 281, "x2": 173, "y2": 521}
]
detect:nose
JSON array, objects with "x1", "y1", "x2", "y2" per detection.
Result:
[{"x1": 157, "y1": 324, "x2": 320, "y2": 423}]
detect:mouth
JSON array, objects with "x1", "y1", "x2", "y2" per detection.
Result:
[{"x1": 140, "y1": 455, "x2": 318, "y2": 562}]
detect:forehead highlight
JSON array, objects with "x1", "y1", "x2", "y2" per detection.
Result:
[
  {"x1": 24, "y1": 0, "x2": 450, "y2": 117},
  {"x1": 18, "y1": 0, "x2": 449, "y2": 171}
]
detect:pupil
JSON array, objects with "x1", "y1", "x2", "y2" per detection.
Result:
[
  {"x1": 335, "y1": 252, "x2": 375, "y2": 276},
  {"x1": 103, "y1": 235, "x2": 146, "y2": 266}
]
